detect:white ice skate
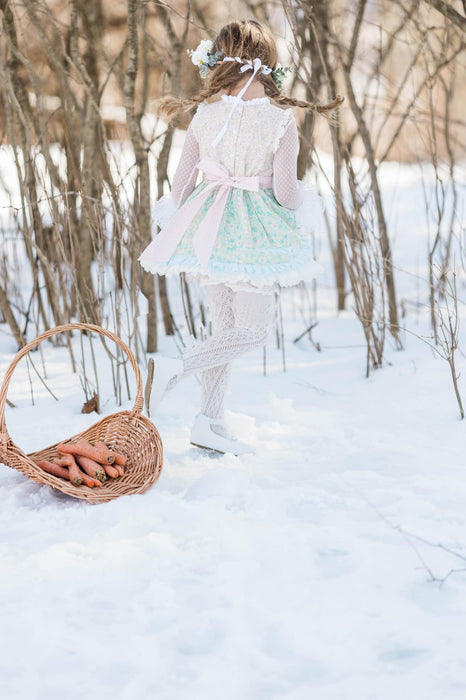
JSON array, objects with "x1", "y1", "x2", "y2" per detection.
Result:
[{"x1": 190, "y1": 413, "x2": 254, "y2": 455}]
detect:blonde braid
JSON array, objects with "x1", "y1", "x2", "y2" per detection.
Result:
[
  {"x1": 263, "y1": 78, "x2": 344, "y2": 119},
  {"x1": 157, "y1": 84, "x2": 223, "y2": 122}
]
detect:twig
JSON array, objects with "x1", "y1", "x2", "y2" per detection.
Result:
[{"x1": 144, "y1": 358, "x2": 155, "y2": 417}]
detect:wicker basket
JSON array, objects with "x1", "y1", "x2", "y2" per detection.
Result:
[{"x1": 0, "y1": 323, "x2": 163, "y2": 504}]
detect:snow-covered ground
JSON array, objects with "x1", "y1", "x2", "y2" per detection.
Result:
[
  {"x1": 1, "y1": 312, "x2": 465, "y2": 700},
  {"x1": 1, "y1": 156, "x2": 466, "y2": 699}
]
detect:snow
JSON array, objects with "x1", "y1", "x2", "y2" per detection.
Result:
[
  {"x1": 1, "y1": 312, "x2": 466, "y2": 699},
  {"x1": 1, "y1": 156, "x2": 466, "y2": 698}
]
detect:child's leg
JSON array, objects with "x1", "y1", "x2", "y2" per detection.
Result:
[
  {"x1": 165, "y1": 284, "x2": 274, "y2": 424},
  {"x1": 183, "y1": 286, "x2": 275, "y2": 375},
  {"x1": 200, "y1": 284, "x2": 235, "y2": 423},
  {"x1": 180, "y1": 284, "x2": 275, "y2": 453}
]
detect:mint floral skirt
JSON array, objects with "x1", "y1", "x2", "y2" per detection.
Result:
[{"x1": 139, "y1": 182, "x2": 324, "y2": 290}]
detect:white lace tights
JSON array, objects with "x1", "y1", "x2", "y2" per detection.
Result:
[{"x1": 171, "y1": 283, "x2": 275, "y2": 423}]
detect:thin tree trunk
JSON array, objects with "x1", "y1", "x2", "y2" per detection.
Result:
[
  {"x1": 125, "y1": 0, "x2": 157, "y2": 352},
  {"x1": 0, "y1": 284, "x2": 26, "y2": 347},
  {"x1": 340, "y1": 63, "x2": 401, "y2": 346}
]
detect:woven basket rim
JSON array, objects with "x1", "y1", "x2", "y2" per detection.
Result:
[
  {"x1": 0, "y1": 322, "x2": 144, "y2": 439},
  {"x1": 0, "y1": 324, "x2": 162, "y2": 504}
]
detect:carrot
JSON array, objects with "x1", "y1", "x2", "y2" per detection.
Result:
[
  {"x1": 103, "y1": 464, "x2": 120, "y2": 479},
  {"x1": 37, "y1": 460, "x2": 71, "y2": 482},
  {"x1": 113, "y1": 464, "x2": 125, "y2": 477},
  {"x1": 93, "y1": 441, "x2": 120, "y2": 466},
  {"x1": 55, "y1": 454, "x2": 83, "y2": 486},
  {"x1": 76, "y1": 471, "x2": 100, "y2": 488},
  {"x1": 57, "y1": 457, "x2": 101, "y2": 488},
  {"x1": 57, "y1": 439, "x2": 115, "y2": 465},
  {"x1": 75, "y1": 455, "x2": 107, "y2": 483},
  {"x1": 108, "y1": 451, "x2": 131, "y2": 469},
  {"x1": 94, "y1": 442, "x2": 130, "y2": 470}
]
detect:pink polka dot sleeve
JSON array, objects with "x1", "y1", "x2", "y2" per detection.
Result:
[
  {"x1": 272, "y1": 118, "x2": 302, "y2": 210},
  {"x1": 171, "y1": 125, "x2": 200, "y2": 207}
]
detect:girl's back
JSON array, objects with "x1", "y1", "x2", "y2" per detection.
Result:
[{"x1": 192, "y1": 96, "x2": 293, "y2": 177}]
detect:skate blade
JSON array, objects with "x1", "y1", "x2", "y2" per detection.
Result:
[{"x1": 190, "y1": 441, "x2": 225, "y2": 455}]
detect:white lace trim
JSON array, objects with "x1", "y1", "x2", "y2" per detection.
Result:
[
  {"x1": 220, "y1": 94, "x2": 270, "y2": 106},
  {"x1": 140, "y1": 256, "x2": 324, "y2": 289},
  {"x1": 272, "y1": 109, "x2": 295, "y2": 154},
  {"x1": 152, "y1": 193, "x2": 177, "y2": 228}
]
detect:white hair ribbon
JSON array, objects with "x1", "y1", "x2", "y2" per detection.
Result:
[{"x1": 211, "y1": 57, "x2": 271, "y2": 148}]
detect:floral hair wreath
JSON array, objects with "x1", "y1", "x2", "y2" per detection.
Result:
[{"x1": 187, "y1": 39, "x2": 291, "y2": 89}]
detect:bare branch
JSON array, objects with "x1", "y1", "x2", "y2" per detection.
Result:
[
  {"x1": 422, "y1": 0, "x2": 466, "y2": 31},
  {"x1": 346, "y1": 0, "x2": 367, "y2": 70}
]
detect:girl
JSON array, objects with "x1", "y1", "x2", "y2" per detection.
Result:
[{"x1": 139, "y1": 20, "x2": 342, "y2": 454}]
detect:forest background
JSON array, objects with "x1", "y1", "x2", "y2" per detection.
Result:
[{"x1": 0, "y1": 0, "x2": 465, "y2": 397}]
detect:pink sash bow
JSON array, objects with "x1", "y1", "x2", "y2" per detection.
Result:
[{"x1": 139, "y1": 157, "x2": 273, "y2": 270}]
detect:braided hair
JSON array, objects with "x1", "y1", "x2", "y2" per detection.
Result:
[{"x1": 158, "y1": 20, "x2": 343, "y2": 121}]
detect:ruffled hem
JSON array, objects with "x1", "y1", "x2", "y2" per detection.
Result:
[
  {"x1": 295, "y1": 181, "x2": 324, "y2": 231},
  {"x1": 139, "y1": 250, "x2": 324, "y2": 289},
  {"x1": 153, "y1": 193, "x2": 177, "y2": 228}
]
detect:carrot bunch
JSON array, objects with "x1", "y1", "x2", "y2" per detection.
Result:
[{"x1": 35, "y1": 438, "x2": 130, "y2": 488}]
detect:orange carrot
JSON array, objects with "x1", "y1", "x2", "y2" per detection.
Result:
[
  {"x1": 55, "y1": 454, "x2": 83, "y2": 486},
  {"x1": 94, "y1": 442, "x2": 130, "y2": 470},
  {"x1": 113, "y1": 464, "x2": 125, "y2": 477},
  {"x1": 37, "y1": 460, "x2": 71, "y2": 481},
  {"x1": 93, "y1": 441, "x2": 121, "y2": 466},
  {"x1": 103, "y1": 464, "x2": 119, "y2": 479},
  {"x1": 75, "y1": 455, "x2": 107, "y2": 483},
  {"x1": 95, "y1": 442, "x2": 131, "y2": 471},
  {"x1": 108, "y1": 451, "x2": 131, "y2": 469},
  {"x1": 57, "y1": 439, "x2": 115, "y2": 465},
  {"x1": 58, "y1": 458, "x2": 100, "y2": 488},
  {"x1": 76, "y1": 471, "x2": 100, "y2": 488}
]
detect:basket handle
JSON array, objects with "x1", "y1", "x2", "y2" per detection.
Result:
[{"x1": 0, "y1": 323, "x2": 144, "y2": 437}]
